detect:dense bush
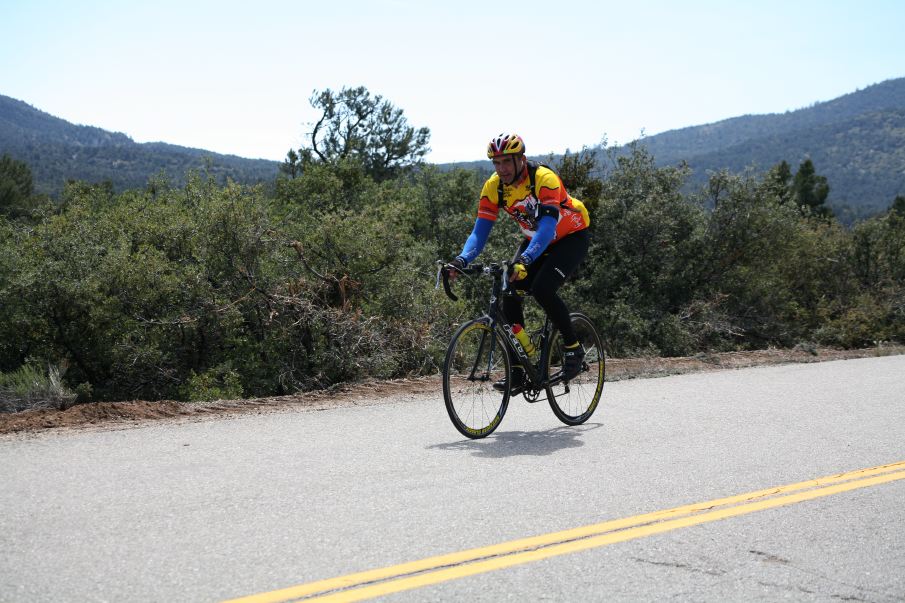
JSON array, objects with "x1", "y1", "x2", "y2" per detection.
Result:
[
  {"x1": 0, "y1": 148, "x2": 902, "y2": 408},
  {"x1": 576, "y1": 146, "x2": 707, "y2": 355},
  {"x1": 0, "y1": 169, "x2": 462, "y2": 402}
]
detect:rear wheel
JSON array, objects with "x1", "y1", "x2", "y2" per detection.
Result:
[
  {"x1": 443, "y1": 320, "x2": 511, "y2": 438},
  {"x1": 545, "y1": 313, "x2": 604, "y2": 425}
]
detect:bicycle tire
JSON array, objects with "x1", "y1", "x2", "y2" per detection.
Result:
[
  {"x1": 443, "y1": 320, "x2": 511, "y2": 438},
  {"x1": 544, "y1": 312, "x2": 605, "y2": 425}
]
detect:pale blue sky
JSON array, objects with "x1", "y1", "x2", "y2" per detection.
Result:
[{"x1": 2, "y1": 0, "x2": 904, "y2": 163}]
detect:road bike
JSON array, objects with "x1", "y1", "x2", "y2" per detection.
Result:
[{"x1": 436, "y1": 260, "x2": 605, "y2": 439}]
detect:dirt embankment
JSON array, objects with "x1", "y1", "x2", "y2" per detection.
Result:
[{"x1": 2, "y1": 346, "x2": 901, "y2": 436}]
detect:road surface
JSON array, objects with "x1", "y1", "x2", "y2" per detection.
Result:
[{"x1": 2, "y1": 355, "x2": 904, "y2": 601}]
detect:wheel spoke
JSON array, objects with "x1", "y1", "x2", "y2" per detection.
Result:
[
  {"x1": 545, "y1": 313, "x2": 604, "y2": 425},
  {"x1": 443, "y1": 321, "x2": 510, "y2": 438}
]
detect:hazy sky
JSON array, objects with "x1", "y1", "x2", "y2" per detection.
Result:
[{"x1": 2, "y1": 0, "x2": 904, "y2": 163}]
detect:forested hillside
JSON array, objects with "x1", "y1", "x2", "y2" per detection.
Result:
[
  {"x1": 673, "y1": 109, "x2": 905, "y2": 220},
  {"x1": 636, "y1": 77, "x2": 905, "y2": 164},
  {"x1": 450, "y1": 77, "x2": 905, "y2": 221},
  {"x1": 0, "y1": 95, "x2": 279, "y2": 194},
  {"x1": 3, "y1": 79, "x2": 904, "y2": 219},
  {"x1": 1, "y1": 85, "x2": 903, "y2": 413},
  {"x1": 630, "y1": 78, "x2": 905, "y2": 220}
]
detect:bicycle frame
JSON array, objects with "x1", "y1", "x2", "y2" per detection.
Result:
[
  {"x1": 439, "y1": 259, "x2": 604, "y2": 438},
  {"x1": 437, "y1": 261, "x2": 563, "y2": 393}
]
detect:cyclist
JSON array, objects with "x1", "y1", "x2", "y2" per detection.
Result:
[{"x1": 449, "y1": 133, "x2": 591, "y2": 392}]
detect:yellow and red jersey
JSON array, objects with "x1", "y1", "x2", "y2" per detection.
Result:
[{"x1": 476, "y1": 165, "x2": 590, "y2": 242}]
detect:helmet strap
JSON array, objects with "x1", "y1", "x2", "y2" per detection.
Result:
[{"x1": 507, "y1": 155, "x2": 525, "y2": 185}]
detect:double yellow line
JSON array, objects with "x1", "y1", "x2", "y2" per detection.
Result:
[{"x1": 225, "y1": 460, "x2": 905, "y2": 603}]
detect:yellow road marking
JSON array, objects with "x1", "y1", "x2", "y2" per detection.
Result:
[{"x1": 223, "y1": 460, "x2": 905, "y2": 603}]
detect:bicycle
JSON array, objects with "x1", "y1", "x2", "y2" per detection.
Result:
[{"x1": 436, "y1": 260, "x2": 605, "y2": 439}]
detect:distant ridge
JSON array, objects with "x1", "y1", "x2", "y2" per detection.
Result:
[
  {"x1": 619, "y1": 77, "x2": 905, "y2": 219},
  {"x1": 635, "y1": 77, "x2": 905, "y2": 163},
  {"x1": 3, "y1": 79, "x2": 905, "y2": 220},
  {"x1": 0, "y1": 95, "x2": 279, "y2": 194}
]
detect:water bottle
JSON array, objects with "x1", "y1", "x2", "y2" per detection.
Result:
[{"x1": 511, "y1": 324, "x2": 537, "y2": 361}]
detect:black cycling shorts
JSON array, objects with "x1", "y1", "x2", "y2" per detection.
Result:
[{"x1": 504, "y1": 228, "x2": 590, "y2": 344}]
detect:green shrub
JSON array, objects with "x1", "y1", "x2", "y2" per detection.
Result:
[
  {"x1": 1, "y1": 149, "x2": 902, "y2": 407},
  {"x1": 179, "y1": 365, "x2": 244, "y2": 402},
  {"x1": 814, "y1": 294, "x2": 892, "y2": 348},
  {"x1": 0, "y1": 363, "x2": 75, "y2": 413}
]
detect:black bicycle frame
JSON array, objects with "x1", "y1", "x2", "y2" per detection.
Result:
[{"x1": 440, "y1": 261, "x2": 560, "y2": 390}]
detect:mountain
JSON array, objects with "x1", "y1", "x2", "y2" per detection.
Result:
[
  {"x1": 621, "y1": 77, "x2": 905, "y2": 220},
  {"x1": 448, "y1": 78, "x2": 905, "y2": 222},
  {"x1": 4, "y1": 78, "x2": 905, "y2": 220},
  {"x1": 0, "y1": 95, "x2": 280, "y2": 194}
]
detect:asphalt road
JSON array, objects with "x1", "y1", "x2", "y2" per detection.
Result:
[{"x1": 2, "y1": 355, "x2": 904, "y2": 602}]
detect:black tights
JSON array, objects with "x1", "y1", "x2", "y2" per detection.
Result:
[{"x1": 503, "y1": 229, "x2": 589, "y2": 346}]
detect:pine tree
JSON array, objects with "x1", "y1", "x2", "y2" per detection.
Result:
[
  {"x1": 791, "y1": 159, "x2": 833, "y2": 218},
  {"x1": 0, "y1": 154, "x2": 35, "y2": 218}
]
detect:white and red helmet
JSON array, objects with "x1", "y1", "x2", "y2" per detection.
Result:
[{"x1": 487, "y1": 133, "x2": 526, "y2": 158}]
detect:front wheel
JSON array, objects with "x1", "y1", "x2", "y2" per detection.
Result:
[
  {"x1": 544, "y1": 312, "x2": 605, "y2": 425},
  {"x1": 443, "y1": 320, "x2": 511, "y2": 438}
]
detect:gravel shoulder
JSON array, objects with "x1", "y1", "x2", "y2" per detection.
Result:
[{"x1": 2, "y1": 346, "x2": 902, "y2": 436}]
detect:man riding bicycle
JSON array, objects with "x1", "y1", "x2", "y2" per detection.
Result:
[{"x1": 449, "y1": 133, "x2": 591, "y2": 392}]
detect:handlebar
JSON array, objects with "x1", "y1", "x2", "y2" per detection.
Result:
[
  {"x1": 435, "y1": 260, "x2": 511, "y2": 301},
  {"x1": 435, "y1": 261, "x2": 460, "y2": 300}
]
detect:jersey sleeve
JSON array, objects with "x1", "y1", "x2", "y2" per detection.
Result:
[
  {"x1": 477, "y1": 177, "x2": 501, "y2": 221},
  {"x1": 521, "y1": 215, "x2": 557, "y2": 263},
  {"x1": 457, "y1": 217, "x2": 493, "y2": 265},
  {"x1": 534, "y1": 167, "x2": 567, "y2": 205}
]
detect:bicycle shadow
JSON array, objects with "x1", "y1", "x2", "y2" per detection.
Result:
[{"x1": 429, "y1": 423, "x2": 603, "y2": 458}]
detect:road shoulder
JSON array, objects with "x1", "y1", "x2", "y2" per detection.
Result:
[{"x1": 2, "y1": 346, "x2": 902, "y2": 437}]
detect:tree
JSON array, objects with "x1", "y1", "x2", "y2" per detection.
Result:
[
  {"x1": 280, "y1": 149, "x2": 302, "y2": 179},
  {"x1": 891, "y1": 195, "x2": 905, "y2": 217},
  {"x1": 763, "y1": 160, "x2": 793, "y2": 204},
  {"x1": 791, "y1": 158, "x2": 832, "y2": 218},
  {"x1": 550, "y1": 147, "x2": 603, "y2": 212},
  {"x1": 576, "y1": 145, "x2": 706, "y2": 356},
  {"x1": 0, "y1": 154, "x2": 34, "y2": 217},
  {"x1": 293, "y1": 86, "x2": 430, "y2": 181}
]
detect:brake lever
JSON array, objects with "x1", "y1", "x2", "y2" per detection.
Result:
[
  {"x1": 435, "y1": 261, "x2": 459, "y2": 301},
  {"x1": 434, "y1": 261, "x2": 444, "y2": 290}
]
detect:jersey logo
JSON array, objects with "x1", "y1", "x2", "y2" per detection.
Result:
[{"x1": 497, "y1": 161, "x2": 547, "y2": 209}]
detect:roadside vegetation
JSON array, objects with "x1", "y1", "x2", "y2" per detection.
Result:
[{"x1": 1, "y1": 86, "x2": 903, "y2": 410}]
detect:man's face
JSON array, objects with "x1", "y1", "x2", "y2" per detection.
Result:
[{"x1": 492, "y1": 154, "x2": 525, "y2": 185}]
